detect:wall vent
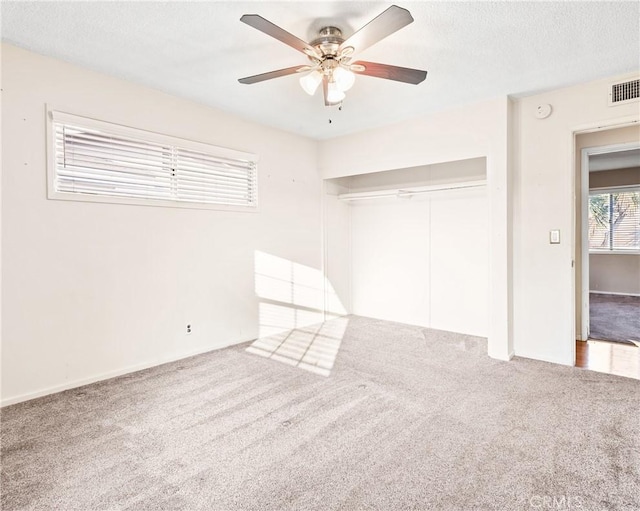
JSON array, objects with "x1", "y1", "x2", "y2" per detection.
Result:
[{"x1": 608, "y1": 78, "x2": 639, "y2": 106}]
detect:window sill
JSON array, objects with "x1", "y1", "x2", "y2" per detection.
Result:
[{"x1": 47, "y1": 190, "x2": 259, "y2": 213}]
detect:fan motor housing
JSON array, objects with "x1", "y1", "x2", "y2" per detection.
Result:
[{"x1": 311, "y1": 26, "x2": 344, "y2": 56}]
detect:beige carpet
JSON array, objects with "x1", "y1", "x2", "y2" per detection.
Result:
[{"x1": 2, "y1": 316, "x2": 639, "y2": 510}]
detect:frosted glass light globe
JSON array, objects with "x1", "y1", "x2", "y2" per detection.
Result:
[
  {"x1": 299, "y1": 70, "x2": 322, "y2": 95},
  {"x1": 333, "y1": 66, "x2": 355, "y2": 92},
  {"x1": 327, "y1": 82, "x2": 346, "y2": 103}
]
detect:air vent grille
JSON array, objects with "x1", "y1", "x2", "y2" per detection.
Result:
[{"x1": 609, "y1": 79, "x2": 639, "y2": 106}]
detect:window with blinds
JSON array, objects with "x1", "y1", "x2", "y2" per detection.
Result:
[
  {"x1": 588, "y1": 188, "x2": 640, "y2": 252},
  {"x1": 48, "y1": 111, "x2": 258, "y2": 210}
]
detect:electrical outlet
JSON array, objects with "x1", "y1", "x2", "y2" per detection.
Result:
[{"x1": 186, "y1": 324, "x2": 192, "y2": 334}]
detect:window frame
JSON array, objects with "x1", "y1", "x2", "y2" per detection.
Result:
[
  {"x1": 46, "y1": 108, "x2": 259, "y2": 212},
  {"x1": 588, "y1": 184, "x2": 640, "y2": 255}
]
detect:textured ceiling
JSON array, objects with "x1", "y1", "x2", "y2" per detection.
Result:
[{"x1": 2, "y1": 1, "x2": 639, "y2": 140}]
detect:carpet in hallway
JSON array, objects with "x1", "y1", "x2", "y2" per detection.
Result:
[{"x1": 590, "y1": 292, "x2": 640, "y2": 344}]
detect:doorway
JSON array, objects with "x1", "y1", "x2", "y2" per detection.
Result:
[{"x1": 576, "y1": 128, "x2": 640, "y2": 349}]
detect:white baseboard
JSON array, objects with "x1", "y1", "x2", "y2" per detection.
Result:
[
  {"x1": 590, "y1": 290, "x2": 640, "y2": 297},
  {"x1": 0, "y1": 340, "x2": 243, "y2": 408},
  {"x1": 488, "y1": 349, "x2": 514, "y2": 362},
  {"x1": 514, "y1": 350, "x2": 573, "y2": 367}
]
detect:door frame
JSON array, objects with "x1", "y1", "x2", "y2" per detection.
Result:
[{"x1": 578, "y1": 140, "x2": 640, "y2": 341}]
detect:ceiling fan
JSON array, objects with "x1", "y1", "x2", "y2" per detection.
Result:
[{"x1": 238, "y1": 5, "x2": 427, "y2": 106}]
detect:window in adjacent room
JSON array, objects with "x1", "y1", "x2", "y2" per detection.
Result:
[
  {"x1": 588, "y1": 187, "x2": 640, "y2": 252},
  {"x1": 48, "y1": 110, "x2": 258, "y2": 211}
]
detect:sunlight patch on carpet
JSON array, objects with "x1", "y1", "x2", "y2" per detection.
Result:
[{"x1": 246, "y1": 317, "x2": 349, "y2": 376}]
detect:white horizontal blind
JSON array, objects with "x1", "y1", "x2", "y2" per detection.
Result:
[
  {"x1": 52, "y1": 114, "x2": 257, "y2": 208},
  {"x1": 55, "y1": 124, "x2": 174, "y2": 200},
  {"x1": 589, "y1": 189, "x2": 640, "y2": 251},
  {"x1": 175, "y1": 147, "x2": 257, "y2": 206}
]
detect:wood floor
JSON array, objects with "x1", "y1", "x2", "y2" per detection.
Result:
[{"x1": 575, "y1": 339, "x2": 640, "y2": 380}]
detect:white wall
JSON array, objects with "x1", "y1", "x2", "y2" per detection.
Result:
[
  {"x1": 513, "y1": 73, "x2": 639, "y2": 364},
  {"x1": 590, "y1": 254, "x2": 640, "y2": 295},
  {"x1": 347, "y1": 159, "x2": 488, "y2": 336},
  {"x1": 351, "y1": 195, "x2": 431, "y2": 326},
  {"x1": 0, "y1": 43, "x2": 3, "y2": 404},
  {"x1": 319, "y1": 98, "x2": 513, "y2": 360},
  {"x1": 1, "y1": 44, "x2": 322, "y2": 405},
  {"x1": 323, "y1": 179, "x2": 351, "y2": 317}
]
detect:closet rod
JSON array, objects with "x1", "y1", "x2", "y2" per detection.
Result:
[{"x1": 337, "y1": 179, "x2": 486, "y2": 201}]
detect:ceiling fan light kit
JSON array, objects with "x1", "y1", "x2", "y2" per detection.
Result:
[
  {"x1": 333, "y1": 66, "x2": 356, "y2": 91},
  {"x1": 238, "y1": 5, "x2": 427, "y2": 107},
  {"x1": 299, "y1": 70, "x2": 323, "y2": 95},
  {"x1": 326, "y1": 82, "x2": 346, "y2": 104}
]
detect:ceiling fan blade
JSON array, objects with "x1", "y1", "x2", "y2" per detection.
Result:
[
  {"x1": 238, "y1": 66, "x2": 304, "y2": 84},
  {"x1": 240, "y1": 14, "x2": 319, "y2": 58},
  {"x1": 352, "y1": 61, "x2": 427, "y2": 85},
  {"x1": 340, "y1": 5, "x2": 414, "y2": 55}
]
